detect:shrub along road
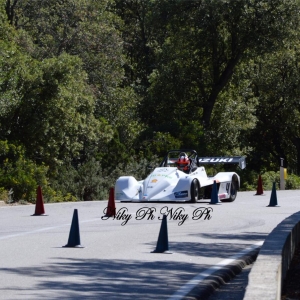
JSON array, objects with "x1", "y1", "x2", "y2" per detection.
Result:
[{"x1": 0, "y1": 190, "x2": 299, "y2": 299}]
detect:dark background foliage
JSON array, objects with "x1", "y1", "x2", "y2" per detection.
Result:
[{"x1": 1, "y1": 0, "x2": 300, "y2": 201}]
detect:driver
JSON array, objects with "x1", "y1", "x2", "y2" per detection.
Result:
[{"x1": 176, "y1": 152, "x2": 191, "y2": 173}]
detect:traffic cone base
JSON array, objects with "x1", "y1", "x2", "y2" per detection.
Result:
[
  {"x1": 63, "y1": 209, "x2": 84, "y2": 248},
  {"x1": 210, "y1": 180, "x2": 220, "y2": 205},
  {"x1": 105, "y1": 187, "x2": 116, "y2": 218},
  {"x1": 152, "y1": 249, "x2": 172, "y2": 254},
  {"x1": 267, "y1": 182, "x2": 279, "y2": 207},
  {"x1": 255, "y1": 175, "x2": 264, "y2": 195},
  {"x1": 152, "y1": 215, "x2": 172, "y2": 254},
  {"x1": 63, "y1": 245, "x2": 84, "y2": 248},
  {"x1": 32, "y1": 214, "x2": 48, "y2": 216},
  {"x1": 32, "y1": 185, "x2": 48, "y2": 216}
]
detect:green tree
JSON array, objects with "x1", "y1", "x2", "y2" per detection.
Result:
[
  {"x1": 114, "y1": 0, "x2": 166, "y2": 92},
  {"x1": 205, "y1": 60, "x2": 258, "y2": 156},
  {"x1": 0, "y1": 140, "x2": 51, "y2": 201},
  {"x1": 142, "y1": 0, "x2": 299, "y2": 131},
  {"x1": 0, "y1": 50, "x2": 112, "y2": 169},
  {"x1": 248, "y1": 43, "x2": 300, "y2": 172},
  {"x1": 7, "y1": 0, "x2": 140, "y2": 148}
]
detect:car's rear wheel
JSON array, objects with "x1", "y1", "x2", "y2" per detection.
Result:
[
  {"x1": 190, "y1": 179, "x2": 199, "y2": 203},
  {"x1": 221, "y1": 176, "x2": 238, "y2": 202}
]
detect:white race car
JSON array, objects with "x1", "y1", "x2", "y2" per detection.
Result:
[{"x1": 115, "y1": 149, "x2": 246, "y2": 203}]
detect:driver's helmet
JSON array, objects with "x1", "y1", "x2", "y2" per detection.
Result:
[{"x1": 177, "y1": 152, "x2": 190, "y2": 172}]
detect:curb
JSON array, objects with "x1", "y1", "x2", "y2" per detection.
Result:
[
  {"x1": 243, "y1": 210, "x2": 300, "y2": 300},
  {"x1": 184, "y1": 211, "x2": 300, "y2": 300},
  {"x1": 183, "y1": 249, "x2": 259, "y2": 300}
]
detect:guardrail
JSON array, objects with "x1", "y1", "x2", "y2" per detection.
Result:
[{"x1": 244, "y1": 210, "x2": 300, "y2": 300}]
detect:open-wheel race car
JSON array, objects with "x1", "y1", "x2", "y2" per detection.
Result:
[{"x1": 115, "y1": 149, "x2": 246, "y2": 203}]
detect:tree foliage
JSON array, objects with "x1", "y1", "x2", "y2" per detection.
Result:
[
  {"x1": 1, "y1": 0, "x2": 300, "y2": 200},
  {"x1": 0, "y1": 50, "x2": 110, "y2": 168},
  {"x1": 138, "y1": 0, "x2": 299, "y2": 128},
  {"x1": 248, "y1": 43, "x2": 300, "y2": 172},
  {"x1": 8, "y1": 0, "x2": 140, "y2": 145}
]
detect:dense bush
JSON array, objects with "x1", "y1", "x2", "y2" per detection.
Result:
[
  {"x1": 239, "y1": 169, "x2": 258, "y2": 191},
  {"x1": 261, "y1": 171, "x2": 280, "y2": 190},
  {"x1": 50, "y1": 155, "x2": 160, "y2": 201},
  {"x1": 261, "y1": 171, "x2": 300, "y2": 190},
  {"x1": 241, "y1": 169, "x2": 300, "y2": 191},
  {"x1": 0, "y1": 141, "x2": 54, "y2": 202},
  {"x1": 285, "y1": 174, "x2": 300, "y2": 190}
]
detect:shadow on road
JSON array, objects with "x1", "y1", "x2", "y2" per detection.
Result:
[
  {"x1": 0, "y1": 258, "x2": 208, "y2": 299},
  {"x1": 0, "y1": 232, "x2": 267, "y2": 299}
]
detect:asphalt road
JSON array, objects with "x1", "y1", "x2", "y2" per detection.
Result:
[{"x1": 0, "y1": 190, "x2": 300, "y2": 299}]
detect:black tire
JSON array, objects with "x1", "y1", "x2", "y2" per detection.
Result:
[
  {"x1": 222, "y1": 176, "x2": 238, "y2": 202},
  {"x1": 190, "y1": 179, "x2": 199, "y2": 203}
]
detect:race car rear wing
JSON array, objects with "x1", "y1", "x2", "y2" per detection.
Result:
[{"x1": 198, "y1": 156, "x2": 246, "y2": 169}]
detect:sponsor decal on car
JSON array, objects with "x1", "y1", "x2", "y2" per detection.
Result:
[
  {"x1": 199, "y1": 158, "x2": 233, "y2": 163},
  {"x1": 157, "y1": 168, "x2": 170, "y2": 172},
  {"x1": 151, "y1": 179, "x2": 158, "y2": 183},
  {"x1": 174, "y1": 190, "x2": 188, "y2": 198},
  {"x1": 150, "y1": 174, "x2": 173, "y2": 179},
  {"x1": 226, "y1": 183, "x2": 230, "y2": 191}
]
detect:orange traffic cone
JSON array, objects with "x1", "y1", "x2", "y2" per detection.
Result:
[
  {"x1": 255, "y1": 175, "x2": 264, "y2": 195},
  {"x1": 105, "y1": 187, "x2": 116, "y2": 217},
  {"x1": 32, "y1": 185, "x2": 47, "y2": 216}
]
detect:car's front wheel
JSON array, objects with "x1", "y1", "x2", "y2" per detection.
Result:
[{"x1": 190, "y1": 179, "x2": 199, "y2": 203}]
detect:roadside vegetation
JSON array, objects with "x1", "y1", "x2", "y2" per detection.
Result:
[{"x1": 1, "y1": 0, "x2": 300, "y2": 203}]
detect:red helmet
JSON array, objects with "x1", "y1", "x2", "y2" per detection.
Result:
[{"x1": 177, "y1": 153, "x2": 190, "y2": 172}]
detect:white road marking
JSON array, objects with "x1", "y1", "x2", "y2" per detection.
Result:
[
  {"x1": 0, "y1": 218, "x2": 100, "y2": 240},
  {"x1": 167, "y1": 241, "x2": 264, "y2": 300}
]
